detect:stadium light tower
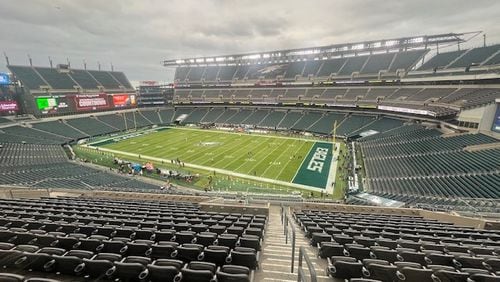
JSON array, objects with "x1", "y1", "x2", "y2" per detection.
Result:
[
  {"x1": 163, "y1": 32, "x2": 481, "y2": 67},
  {"x1": 3, "y1": 52, "x2": 9, "y2": 65}
]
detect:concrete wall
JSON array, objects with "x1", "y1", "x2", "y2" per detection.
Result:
[
  {"x1": 419, "y1": 210, "x2": 486, "y2": 229},
  {"x1": 199, "y1": 201, "x2": 269, "y2": 216},
  {"x1": 0, "y1": 188, "x2": 50, "y2": 199},
  {"x1": 458, "y1": 106, "x2": 487, "y2": 124},
  {"x1": 292, "y1": 202, "x2": 497, "y2": 230},
  {"x1": 293, "y1": 202, "x2": 420, "y2": 216}
]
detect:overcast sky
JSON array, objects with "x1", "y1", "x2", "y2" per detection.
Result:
[{"x1": 1, "y1": 0, "x2": 500, "y2": 84}]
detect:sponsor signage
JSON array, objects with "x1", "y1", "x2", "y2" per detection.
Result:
[
  {"x1": 378, "y1": 105, "x2": 434, "y2": 116},
  {"x1": 0, "y1": 101, "x2": 18, "y2": 112},
  {"x1": 35, "y1": 97, "x2": 70, "y2": 114},
  {"x1": 112, "y1": 94, "x2": 136, "y2": 108},
  {"x1": 75, "y1": 94, "x2": 109, "y2": 111}
]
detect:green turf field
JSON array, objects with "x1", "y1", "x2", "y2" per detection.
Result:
[{"x1": 93, "y1": 127, "x2": 335, "y2": 189}]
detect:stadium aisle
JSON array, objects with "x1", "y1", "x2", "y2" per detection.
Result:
[{"x1": 255, "y1": 205, "x2": 331, "y2": 281}]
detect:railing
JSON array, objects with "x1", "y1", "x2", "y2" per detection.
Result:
[
  {"x1": 297, "y1": 246, "x2": 317, "y2": 282},
  {"x1": 281, "y1": 205, "x2": 296, "y2": 273}
]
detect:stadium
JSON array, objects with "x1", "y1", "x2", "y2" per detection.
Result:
[{"x1": 0, "y1": 4, "x2": 500, "y2": 281}]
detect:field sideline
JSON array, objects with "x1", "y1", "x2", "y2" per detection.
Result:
[{"x1": 93, "y1": 127, "x2": 337, "y2": 189}]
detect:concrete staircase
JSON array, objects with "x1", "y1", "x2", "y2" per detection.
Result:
[{"x1": 254, "y1": 205, "x2": 332, "y2": 281}]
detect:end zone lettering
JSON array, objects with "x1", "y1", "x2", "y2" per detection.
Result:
[
  {"x1": 307, "y1": 147, "x2": 329, "y2": 173},
  {"x1": 292, "y1": 142, "x2": 333, "y2": 189}
]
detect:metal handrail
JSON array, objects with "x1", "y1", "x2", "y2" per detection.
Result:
[
  {"x1": 297, "y1": 246, "x2": 317, "y2": 282},
  {"x1": 281, "y1": 205, "x2": 296, "y2": 273}
]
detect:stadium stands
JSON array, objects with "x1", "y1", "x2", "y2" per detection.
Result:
[
  {"x1": 7, "y1": 66, "x2": 48, "y2": 90},
  {"x1": 389, "y1": 49, "x2": 428, "y2": 72},
  {"x1": 32, "y1": 121, "x2": 88, "y2": 140},
  {"x1": 140, "y1": 110, "x2": 162, "y2": 125},
  {"x1": 87, "y1": 71, "x2": 121, "y2": 89},
  {"x1": 96, "y1": 113, "x2": 128, "y2": 131},
  {"x1": 419, "y1": 44, "x2": 500, "y2": 70},
  {"x1": 0, "y1": 117, "x2": 12, "y2": 124},
  {"x1": 226, "y1": 109, "x2": 253, "y2": 124},
  {"x1": 66, "y1": 117, "x2": 119, "y2": 136},
  {"x1": 8, "y1": 66, "x2": 134, "y2": 91},
  {"x1": 1, "y1": 126, "x2": 71, "y2": 144},
  {"x1": 419, "y1": 49, "x2": 467, "y2": 70},
  {"x1": 448, "y1": 44, "x2": 500, "y2": 68},
  {"x1": 201, "y1": 108, "x2": 225, "y2": 123},
  {"x1": 183, "y1": 108, "x2": 209, "y2": 124},
  {"x1": 68, "y1": 69, "x2": 100, "y2": 89},
  {"x1": 284, "y1": 61, "x2": 306, "y2": 78},
  {"x1": 173, "y1": 85, "x2": 500, "y2": 115},
  {"x1": 0, "y1": 142, "x2": 163, "y2": 191},
  {"x1": 258, "y1": 110, "x2": 287, "y2": 128},
  {"x1": 359, "y1": 125, "x2": 500, "y2": 208},
  {"x1": 34, "y1": 68, "x2": 76, "y2": 90},
  {"x1": 174, "y1": 50, "x2": 429, "y2": 82},
  {"x1": 291, "y1": 112, "x2": 323, "y2": 131},
  {"x1": 0, "y1": 197, "x2": 265, "y2": 281},
  {"x1": 109, "y1": 71, "x2": 134, "y2": 89},
  {"x1": 336, "y1": 115, "x2": 376, "y2": 136},
  {"x1": 294, "y1": 208, "x2": 500, "y2": 281},
  {"x1": 308, "y1": 113, "x2": 346, "y2": 135},
  {"x1": 132, "y1": 111, "x2": 154, "y2": 128},
  {"x1": 158, "y1": 108, "x2": 174, "y2": 124}
]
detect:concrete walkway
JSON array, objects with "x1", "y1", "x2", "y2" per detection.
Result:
[{"x1": 254, "y1": 205, "x2": 332, "y2": 281}]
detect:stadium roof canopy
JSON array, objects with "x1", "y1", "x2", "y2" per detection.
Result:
[{"x1": 164, "y1": 32, "x2": 481, "y2": 67}]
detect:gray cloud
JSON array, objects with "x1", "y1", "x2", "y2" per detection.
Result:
[{"x1": 0, "y1": 0, "x2": 499, "y2": 84}]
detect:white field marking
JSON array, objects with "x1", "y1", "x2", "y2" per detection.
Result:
[
  {"x1": 291, "y1": 143, "x2": 315, "y2": 182},
  {"x1": 152, "y1": 131, "x2": 212, "y2": 159},
  {"x1": 230, "y1": 137, "x2": 286, "y2": 172},
  {"x1": 181, "y1": 132, "x2": 235, "y2": 161},
  {"x1": 210, "y1": 135, "x2": 268, "y2": 168},
  {"x1": 245, "y1": 138, "x2": 290, "y2": 175},
  {"x1": 163, "y1": 126, "x2": 319, "y2": 143},
  {"x1": 139, "y1": 129, "x2": 206, "y2": 156},
  {"x1": 260, "y1": 139, "x2": 300, "y2": 177},
  {"x1": 190, "y1": 134, "x2": 249, "y2": 165},
  {"x1": 274, "y1": 141, "x2": 311, "y2": 181}
]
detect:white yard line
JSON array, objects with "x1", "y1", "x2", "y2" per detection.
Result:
[
  {"x1": 291, "y1": 144, "x2": 314, "y2": 182},
  {"x1": 274, "y1": 141, "x2": 310, "y2": 181},
  {"x1": 246, "y1": 138, "x2": 291, "y2": 175},
  {"x1": 165, "y1": 126, "x2": 319, "y2": 143}
]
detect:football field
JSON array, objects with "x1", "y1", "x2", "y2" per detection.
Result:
[{"x1": 93, "y1": 127, "x2": 337, "y2": 190}]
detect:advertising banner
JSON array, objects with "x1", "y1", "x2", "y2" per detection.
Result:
[
  {"x1": 35, "y1": 96, "x2": 71, "y2": 114},
  {"x1": 112, "y1": 94, "x2": 136, "y2": 108},
  {"x1": 378, "y1": 105, "x2": 434, "y2": 117},
  {"x1": 0, "y1": 101, "x2": 18, "y2": 112},
  {"x1": 75, "y1": 94, "x2": 109, "y2": 111}
]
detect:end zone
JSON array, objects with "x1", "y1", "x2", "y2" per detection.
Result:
[{"x1": 292, "y1": 142, "x2": 339, "y2": 192}]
